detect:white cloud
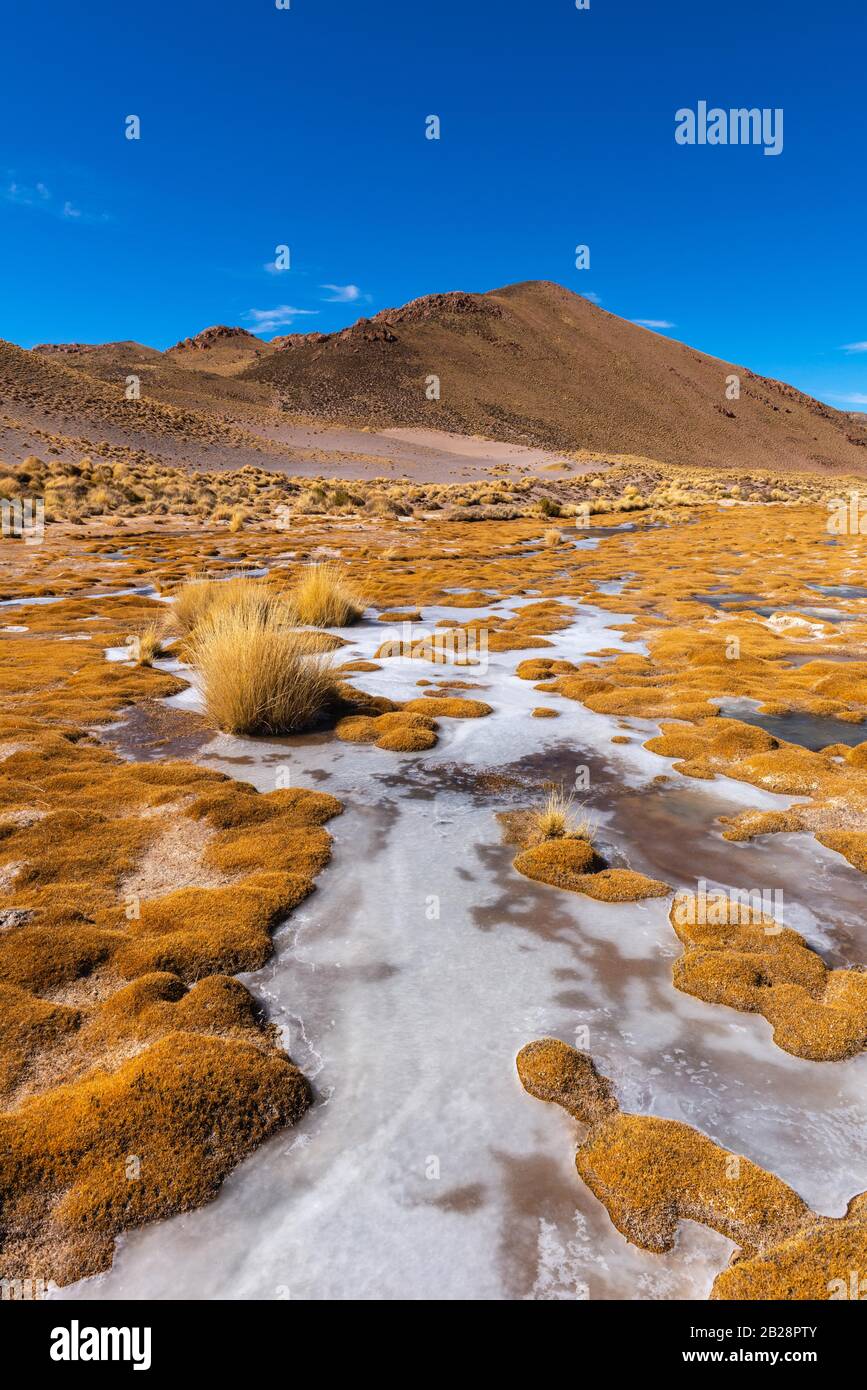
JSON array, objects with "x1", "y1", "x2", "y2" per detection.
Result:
[
  {"x1": 580, "y1": 290, "x2": 602, "y2": 304},
  {"x1": 632, "y1": 319, "x2": 676, "y2": 329},
  {"x1": 5, "y1": 180, "x2": 47, "y2": 206},
  {"x1": 831, "y1": 392, "x2": 867, "y2": 406},
  {"x1": 3, "y1": 177, "x2": 107, "y2": 223},
  {"x1": 243, "y1": 305, "x2": 320, "y2": 334},
  {"x1": 320, "y1": 283, "x2": 365, "y2": 303},
  {"x1": 841, "y1": 342, "x2": 867, "y2": 354}
]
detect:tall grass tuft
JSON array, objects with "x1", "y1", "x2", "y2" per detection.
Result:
[
  {"x1": 170, "y1": 577, "x2": 287, "y2": 637},
  {"x1": 530, "y1": 788, "x2": 596, "y2": 844},
  {"x1": 287, "y1": 562, "x2": 365, "y2": 628},
  {"x1": 189, "y1": 594, "x2": 338, "y2": 735},
  {"x1": 133, "y1": 622, "x2": 167, "y2": 666}
]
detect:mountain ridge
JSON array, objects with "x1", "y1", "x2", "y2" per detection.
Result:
[
  {"x1": 239, "y1": 280, "x2": 867, "y2": 472},
  {"x1": 11, "y1": 280, "x2": 867, "y2": 475}
]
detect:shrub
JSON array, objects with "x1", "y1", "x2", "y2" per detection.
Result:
[
  {"x1": 287, "y1": 563, "x2": 365, "y2": 628},
  {"x1": 190, "y1": 601, "x2": 338, "y2": 735},
  {"x1": 530, "y1": 788, "x2": 595, "y2": 844}
]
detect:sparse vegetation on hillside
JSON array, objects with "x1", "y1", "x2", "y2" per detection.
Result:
[{"x1": 0, "y1": 451, "x2": 851, "y2": 539}]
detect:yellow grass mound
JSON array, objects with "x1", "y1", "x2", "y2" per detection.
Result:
[
  {"x1": 335, "y1": 710, "x2": 439, "y2": 752},
  {"x1": 0, "y1": 1031, "x2": 309, "y2": 1284},
  {"x1": 402, "y1": 696, "x2": 492, "y2": 718},
  {"x1": 517, "y1": 1039, "x2": 866, "y2": 1300},
  {"x1": 670, "y1": 894, "x2": 867, "y2": 1061},
  {"x1": 0, "y1": 693, "x2": 341, "y2": 1282},
  {"x1": 513, "y1": 839, "x2": 669, "y2": 902}
]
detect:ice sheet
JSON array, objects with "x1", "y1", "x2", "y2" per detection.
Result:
[{"x1": 59, "y1": 596, "x2": 867, "y2": 1301}]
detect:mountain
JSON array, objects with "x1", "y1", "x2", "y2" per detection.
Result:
[
  {"x1": 0, "y1": 336, "x2": 274, "y2": 469},
  {"x1": 32, "y1": 340, "x2": 164, "y2": 373},
  {"x1": 9, "y1": 282, "x2": 867, "y2": 477},
  {"x1": 243, "y1": 281, "x2": 867, "y2": 473},
  {"x1": 164, "y1": 325, "x2": 276, "y2": 376}
]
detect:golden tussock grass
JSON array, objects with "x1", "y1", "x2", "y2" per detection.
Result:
[
  {"x1": 133, "y1": 622, "x2": 167, "y2": 666},
  {"x1": 287, "y1": 562, "x2": 365, "y2": 628},
  {"x1": 190, "y1": 600, "x2": 338, "y2": 736},
  {"x1": 170, "y1": 576, "x2": 288, "y2": 637},
  {"x1": 530, "y1": 787, "x2": 595, "y2": 843},
  {"x1": 169, "y1": 577, "x2": 222, "y2": 635}
]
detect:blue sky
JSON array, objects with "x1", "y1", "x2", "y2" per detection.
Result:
[{"x1": 2, "y1": 0, "x2": 865, "y2": 408}]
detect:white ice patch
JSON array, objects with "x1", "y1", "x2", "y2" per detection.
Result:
[{"x1": 58, "y1": 593, "x2": 867, "y2": 1301}]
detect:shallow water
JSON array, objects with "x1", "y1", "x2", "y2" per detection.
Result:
[
  {"x1": 717, "y1": 696, "x2": 867, "y2": 752},
  {"x1": 783, "y1": 652, "x2": 863, "y2": 669},
  {"x1": 810, "y1": 583, "x2": 867, "y2": 600},
  {"x1": 695, "y1": 590, "x2": 862, "y2": 626},
  {"x1": 58, "y1": 594, "x2": 867, "y2": 1301}
]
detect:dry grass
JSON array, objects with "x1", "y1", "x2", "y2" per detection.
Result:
[
  {"x1": 170, "y1": 577, "x2": 222, "y2": 636},
  {"x1": 530, "y1": 788, "x2": 596, "y2": 843},
  {"x1": 543, "y1": 527, "x2": 564, "y2": 547},
  {"x1": 133, "y1": 622, "x2": 167, "y2": 667},
  {"x1": 170, "y1": 577, "x2": 287, "y2": 637},
  {"x1": 287, "y1": 562, "x2": 365, "y2": 628},
  {"x1": 189, "y1": 596, "x2": 338, "y2": 735},
  {"x1": 0, "y1": 448, "x2": 847, "y2": 539}
]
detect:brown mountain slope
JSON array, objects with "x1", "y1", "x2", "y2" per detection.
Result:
[
  {"x1": 164, "y1": 325, "x2": 276, "y2": 377},
  {"x1": 31, "y1": 336, "x2": 272, "y2": 416},
  {"x1": 0, "y1": 338, "x2": 274, "y2": 465},
  {"x1": 244, "y1": 280, "x2": 867, "y2": 473},
  {"x1": 33, "y1": 341, "x2": 165, "y2": 374},
  {"x1": 7, "y1": 336, "x2": 565, "y2": 482}
]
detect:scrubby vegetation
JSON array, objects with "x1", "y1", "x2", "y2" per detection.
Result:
[
  {"x1": 529, "y1": 787, "x2": 594, "y2": 843},
  {"x1": 132, "y1": 622, "x2": 167, "y2": 666},
  {"x1": 190, "y1": 600, "x2": 338, "y2": 736},
  {"x1": 4, "y1": 455, "x2": 867, "y2": 1298},
  {"x1": 0, "y1": 586, "x2": 343, "y2": 1280},
  {"x1": 287, "y1": 562, "x2": 365, "y2": 627},
  {"x1": 170, "y1": 576, "x2": 292, "y2": 638},
  {"x1": 0, "y1": 451, "x2": 855, "y2": 535},
  {"x1": 516, "y1": 1038, "x2": 867, "y2": 1300}
]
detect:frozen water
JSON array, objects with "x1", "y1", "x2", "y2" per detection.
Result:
[{"x1": 58, "y1": 595, "x2": 867, "y2": 1301}]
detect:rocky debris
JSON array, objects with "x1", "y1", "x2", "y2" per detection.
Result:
[{"x1": 169, "y1": 325, "x2": 261, "y2": 353}]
